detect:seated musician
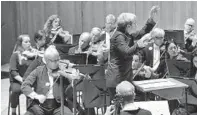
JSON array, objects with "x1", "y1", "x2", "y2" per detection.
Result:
[
  {"x1": 9, "y1": 34, "x2": 34, "y2": 115},
  {"x1": 43, "y1": 15, "x2": 72, "y2": 45},
  {"x1": 104, "y1": 81, "x2": 152, "y2": 115},
  {"x1": 33, "y1": 30, "x2": 47, "y2": 52},
  {"x1": 21, "y1": 46, "x2": 80, "y2": 115},
  {"x1": 184, "y1": 18, "x2": 197, "y2": 52},
  {"x1": 132, "y1": 54, "x2": 159, "y2": 81},
  {"x1": 165, "y1": 40, "x2": 189, "y2": 61},
  {"x1": 139, "y1": 28, "x2": 165, "y2": 78},
  {"x1": 68, "y1": 32, "x2": 91, "y2": 54}
]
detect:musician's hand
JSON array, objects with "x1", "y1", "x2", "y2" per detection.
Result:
[
  {"x1": 104, "y1": 105, "x2": 115, "y2": 115},
  {"x1": 35, "y1": 94, "x2": 46, "y2": 104},
  {"x1": 137, "y1": 39, "x2": 145, "y2": 48},
  {"x1": 149, "y1": 6, "x2": 160, "y2": 22},
  {"x1": 22, "y1": 50, "x2": 36, "y2": 58}
]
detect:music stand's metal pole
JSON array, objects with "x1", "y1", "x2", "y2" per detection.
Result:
[
  {"x1": 60, "y1": 76, "x2": 64, "y2": 115},
  {"x1": 73, "y1": 80, "x2": 77, "y2": 115},
  {"x1": 185, "y1": 88, "x2": 188, "y2": 115}
]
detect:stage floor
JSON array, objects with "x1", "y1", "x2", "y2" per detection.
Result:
[{"x1": 1, "y1": 78, "x2": 27, "y2": 115}]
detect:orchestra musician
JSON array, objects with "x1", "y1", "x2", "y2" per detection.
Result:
[
  {"x1": 103, "y1": 14, "x2": 117, "y2": 37},
  {"x1": 165, "y1": 40, "x2": 189, "y2": 61},
  {"x1": 139, "y1": 28, "x2": 165, "y2": 78},
  {"x1": 43, "y1": 15, "x2": 72, "y2": 45},
  {"x1": 33, "y1": 30, "x2": 47, "y2": 52},
  {"x1": 184, "y1": 18, "x2": 197, "y2": 52},
  {"x1": 104, "y1": 81, "x2": 152, "y2": 115},
  {"x1": 68, "y1": 32, "x2": 91, "y2": 54},
  {"x1": 9, "y1": 34, "x2": 34, "y2": 115},
  {"x1": 105, "y1": 6, "x2": 159, "y2": 99},
  {"x1": 132, "y1": 53, "x2": 158, "y2": 81},
  {"x1": 21, "y1": 46, "x2": 81, "y2": 115}
]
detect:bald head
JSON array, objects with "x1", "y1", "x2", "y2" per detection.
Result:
[
  {"x1": 91, "y1": 27, "x2": 101, "y2": 43},
  {"x1": 185, "y1": 18, "x2": 195, "y2": 33},
  {"x1": 44, "y1": 45, "x2": 60, "y2": 70},
  {"x1": 116, "y1": 81, "x2": 135, "y2": 96},
  {"x1": 185, "y1": 18, "x2": 195, "y2": 26},
  {"x1": 44, "y1": 45, "x2": 59, "y2": 60},
  {"x1": 79, "y1": 32, "x2": 91, "y2": 50}
]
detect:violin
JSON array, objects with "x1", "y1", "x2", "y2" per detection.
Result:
[
  {"x1": 49, "y1": 60, "x2": 90, "y2": 80},
  {"x1": 50, "y1": 27, "x2": 72, "y2": 43},
  {"x1": 22, "y1": 46, "x2": 44, "y2": 59}
]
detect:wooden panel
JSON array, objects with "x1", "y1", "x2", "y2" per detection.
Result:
[
  {"x1": 82, "y1": 1, "x2": 105, "y2": 31},
  {"x1": 160, "y1": 1, "x2": 174, "y2": 30},
  {"x1": 135, "y1": 1, "x2": 160, "y2": 30},
  {"x1": 1, "y1": 1, "x2": 17, "y2": 64},
  {"x1": 58, "y1": 1, "x2": 82, "y2": 33}
]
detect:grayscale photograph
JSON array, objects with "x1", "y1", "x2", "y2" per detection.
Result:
[{"x1": 1, "y1": 1, "x2": 197, "y2": 115}]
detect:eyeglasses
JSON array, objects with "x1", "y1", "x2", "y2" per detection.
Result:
[
  {"x1": 186, "y1": 24, "x2": 193, "y2": 27},
  {"x1": 155, "y1": 36, "x2": 164, "y2": 39},
  {"x1": 47, "y1": 58, "x2": 60, "y2": 63}
]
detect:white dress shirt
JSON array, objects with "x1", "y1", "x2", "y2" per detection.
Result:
[
  {"x1": 46, "y1": 72, "x2": 54, "y2": 99},
  {"x1": 152, "y1": 44, "x2": 160, "y2": 71}
]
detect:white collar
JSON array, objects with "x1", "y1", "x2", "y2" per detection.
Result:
[
  {"x1": 122, "y1": 103, "x2": 139, "y2": 111},
  {"x1": 153, "y1": 43, "x2": 159, "y2": 48}
]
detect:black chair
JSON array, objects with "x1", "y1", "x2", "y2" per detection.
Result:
[{"x1": 8, "y1": 86, "x2": 20, "y2": 115}]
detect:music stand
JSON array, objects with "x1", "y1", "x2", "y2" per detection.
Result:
[
  {"x1": 55, "y1": 44, "x2": 76, "y2": 56},
  {"x1": 60, "y1": 53, "x2": 86, "y2": 115},
  {"x1": 72, "y1": 34, "x2": 81, "y2": 45},
  {"x1": 165, "y1": 59, "x2": 197, "y2": 113},
  {"x1": 166, "y1": 59, "x2": 191, "y2": 78},
  {"x1": 61, "y1": 53, "x2": 87, "y2": 64},
  {"x1": 164, "y1": 30, "x2": 185, "y2": 49},
  {"x1": 74, "y1": 65, "x2": 110, "y2": 108}
]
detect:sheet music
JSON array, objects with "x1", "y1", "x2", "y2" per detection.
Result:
[
  {"x1": 134, "y1": 101, "x2": 170, "y2": 115},
  {"x1": 139, "y1": 80, "x2": 176, "y2": 89}
]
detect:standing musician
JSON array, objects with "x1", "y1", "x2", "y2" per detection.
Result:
[
  {"x1": 103, "y1": 14, "x2": 117, "y2": 37},
  {"x1": 21, "y1": 46, "x2": 81, "y2": 115},
  {"x1": 105, "y1": 6, "x2": 159, "y2": 99},
  {"x1": 9, "y1": 34, "x2": 34, "y2": 115},
  {"x1": 43, "y1": 15, "x2": 72, "y2": 45},
  {"x1": 184, "y1": 18, "x2": 197, "y2": 52}
]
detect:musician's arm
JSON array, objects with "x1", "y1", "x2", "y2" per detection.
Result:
[
  {"x1": 131, "y1": 18, "x2": 156, "y2": 41},
  {"x1": 115, "y1": 35, "x2": 140, "y2": 57},
  {"x1": 21, "y1": 67, "x2": 39, "y2": 99},
  {"x1": 10, "y1": 53, "x2": 23, "y2": 83}
]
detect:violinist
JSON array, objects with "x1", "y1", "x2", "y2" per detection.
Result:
[
  {"x1": 34, "y1": 30, "x2": 47, "y2": 52},
  {"x1": 43, "y1": 15, "x2": 72, "y2": 45},
  {"x1": 68, "y1": 32, "x2": 91, "y2": 54},
  {"x1": 132, "y1": 54, "x2": 159, "y2": 81},
  {"x1": 89, "y1": 27, "x2": 107, "y2": 64},
  {"x1": 21, "y1": 46, "x2": 79, "y2": 115},
  {"x1": 184, "y1": 18, "x2": 197, "y2": 52},
  {"x1": 165, "y1": 40, "x2": 189, "y2": 61},
  {"x1": 9, "y1": 34, "x2": 34, "y2": 115},
  {"x1": 139, "y1": 28, "x2": 165, "y2": 75}
]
